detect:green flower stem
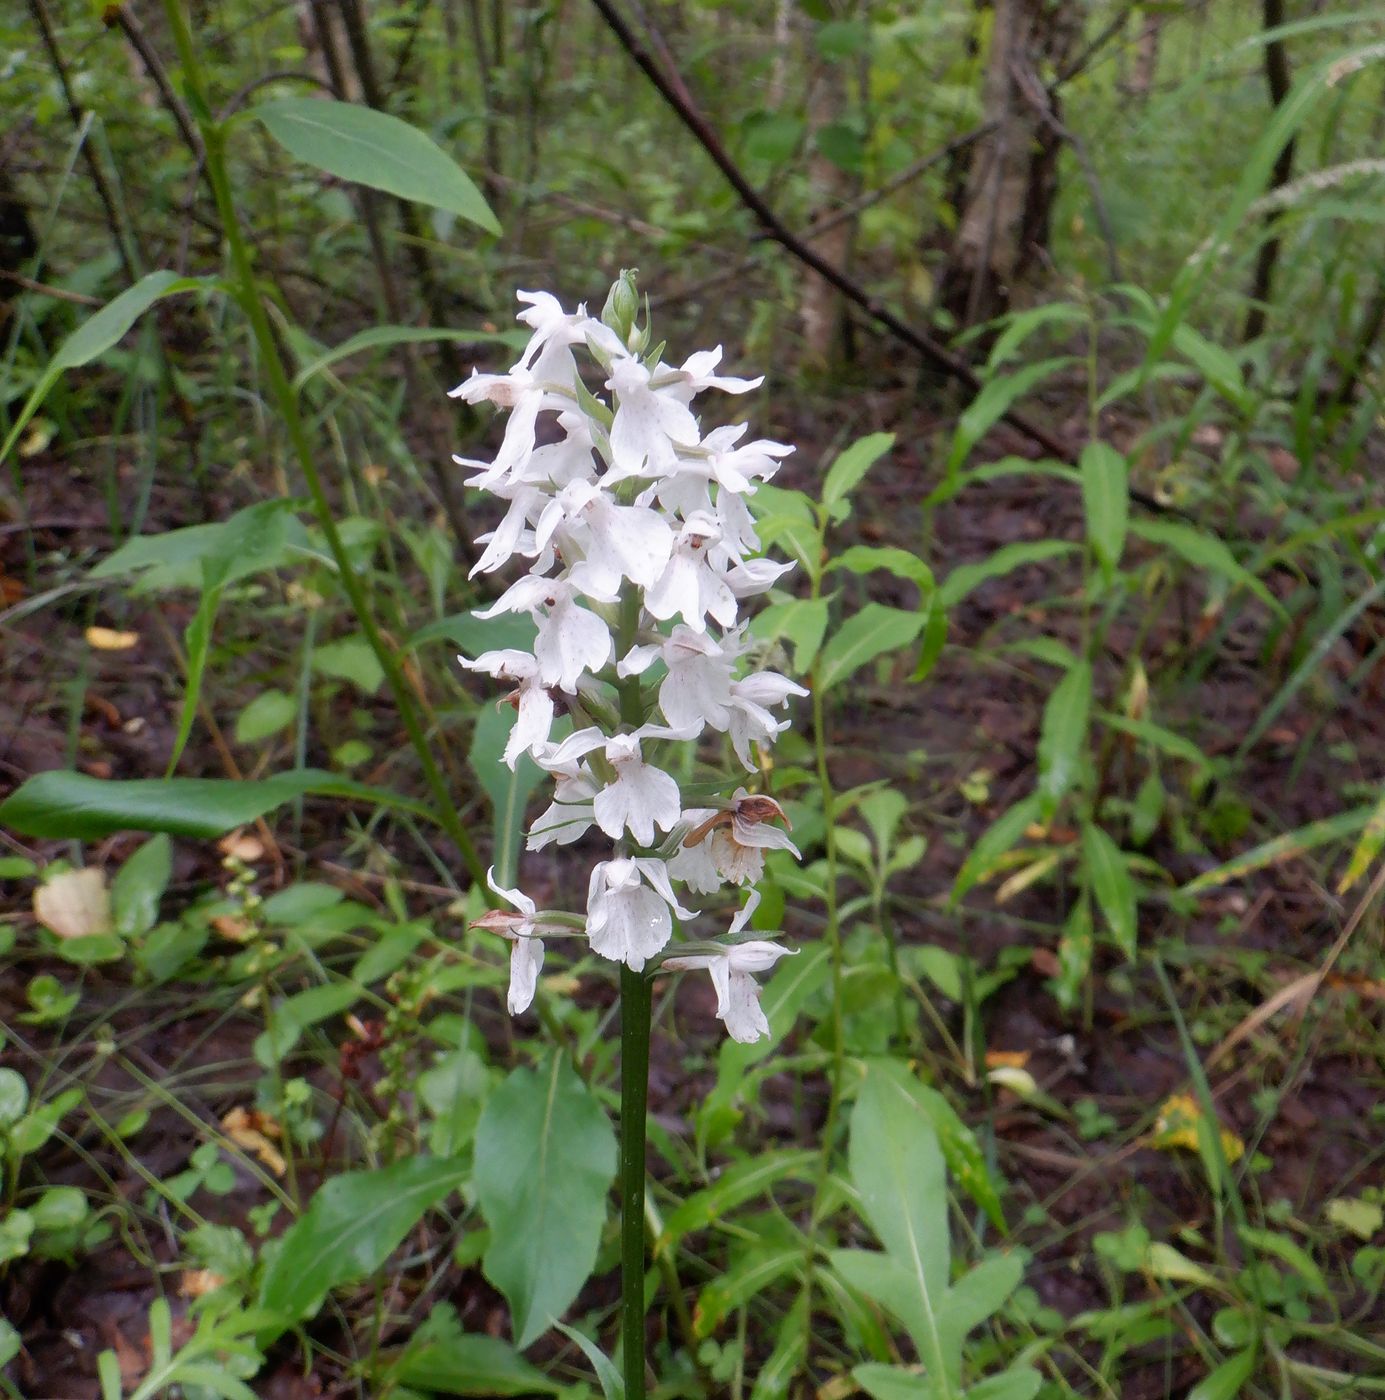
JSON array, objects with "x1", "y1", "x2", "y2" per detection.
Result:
[
  {"x1": 798, "y1": 561, "x2": 844, "y2": 1366},
  {"x1": 613, "y1": 576, "x2": 653, "y2": 1397},
  {"x1": 157, "y1": 0, "x2": 485, "y2": 888},
  {"x1": 619, "y1": 961, "x2": 653, "y2": 1400}
]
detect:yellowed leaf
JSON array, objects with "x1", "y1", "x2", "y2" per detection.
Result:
[
  {"x1": 85, "y1": 626, "x2": 140, "y2": 651},
  {"x1": 217, "y1": 831, "x2": 265, "y2": 862},
  {"x1": 180, "y1": 1269, "x2": 226, "y2": 1297},
  {"x1": 1149, "y1": 1093, "x2": 1244, "y2": 1164},
  {"x1": 221, "y1": 1106, "x2": 286, "y2": 1176},
  {"x1": 34, "y1": 867, "x2": 112, "y2": 939}
]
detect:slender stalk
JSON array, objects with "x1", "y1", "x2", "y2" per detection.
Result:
[
  {"x1": 619, "y1": 961, "x2": 652, "y2": 1400},
  {"x1": 798, "y1": 560, "x2": 843, "y2": 1367},
  {"x1": 156, "y1": 0, "x2": 485, "y2": 887}
]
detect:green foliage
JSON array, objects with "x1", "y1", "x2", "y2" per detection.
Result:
[
  {"x1": 250, "y1": 99, "x2": 499, "y2": 234},
  {"x1": 5, "y1": 3, "x2": 1385, "y2": 1397},
  {"x1": 473, "y1": 1055, "x2": 617, "y2": 1348},
  {"x1": 258, "y1": 1157, "x2": 468, "y2": 1338}
]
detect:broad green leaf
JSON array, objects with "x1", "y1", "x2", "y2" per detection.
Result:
[
  {"x1": 469, "y1": 705, "x2": 548, "y2": 889},
  {"x1": 853, "y1": 1362, "x2": 936, "y2": 1400},
  {"x1": 473, "y1": 1055, "x2": 616, "y2": 1348},
  {"x1": 1171, "y1": 325, "x2": 1249, "y2": 411},
  {"x1": 1, "y1": 273, "x2": 212, "y2": 466},
  {"x1": 383, "y1": 1304, "x2": 562, "y2": 1396},
  {"x1": 111, "y1": 834, "x2": 171, "y2": 937},
  {"x1": 1186, "y1": 1349, "x2": 1256, "y2": 1400},
  {"x1": 952, "y1": 795, "x2": 1042, "y2": 904},
  {"x1": 313, "y1": 634, "x2": 384, "y2": 697},
  {"x1": 417, "y1": 1048, "x2": 490, "y2": 1158},
  {"x1": 1079, "y1": 441, "x2": 1128, "y2": 579},
  {"x1": 912, "y1": 1083, "x2": 1006, "y2": 1232},
  {"x1": 251, "y1": 99, "x2": 498, "y2": 234},
  {"x1": 235, "y1": 690, "x2": 297, "y2": 745},
  {"x1": 1131, "y1": 519, "x2": 1280, "y2": 614},
  {"x1": 937, "y1": 542, "x2": 1075, "y2": 609},
  {"x1": 1081, "y1": 824, "x2": 1137, "y2": 958},
  {"x1": 91, "y1": 499, "x2": 307, "y2": 594},
  {"x1": 1037, "y1": 660, "x2": 1092, "y2": 820},
  {"x1": 831, "y1": 1063, "x2": 1024, "y2": 1397},
  {"x1": 0, "y1": 1069, "x2": 29, "y2": 1127},
  {"x1": 1181, "y1": 805, "x2": 1373, "y2": 894},
  {"x1": 830, "y1": 545, "x2": 934, "y2": 594},
  {"x1": 742, "y1": 110, "x2": 804, "y2": 163},
  {"x1": 817, "y1": 604, "x2": 925, "y2": 693},
  {"x1": 1239, "y1": 1226, "x2": 1327, "y2": 1297},
  {"x1": 751, "y1": 597, "x2": 831, "y2": 674},
  {"x1": 843, "y1": 1064, "x2": 949, "y2": 1376},
  {"x1": 751, "y1": 484, "x2": 822, "y2": 580},
  {"x1": 821, "y1": 433, "x2": 895, "y2": 512},
  {"x1": 964, "y1": 1370, "x2": 1043, "y2": 1400},
  {"x1": 258, "y1": 1157, "x2": 467, "y2": 1336},
  {"x1": 658, "y1": 1150, "x2": 817, "y2": 1253},
  {"x1": 0, "y1": 768, "x2": 434, "y2": 840}
]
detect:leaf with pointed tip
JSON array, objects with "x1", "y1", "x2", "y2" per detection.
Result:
[{"x1": 251, "y1": 99, "x2": 498, "y2": 233}]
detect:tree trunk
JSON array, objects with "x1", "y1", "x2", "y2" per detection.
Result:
[
  {"x1": 799, "y1": 56, "x2": 854, "y2": 367},
  {"x1": 1130, "y1": 11, "x2": 1163, "y2": 98},
  {"x1": 939, "y1": 0, "x2": 1080, "y2": 329}
]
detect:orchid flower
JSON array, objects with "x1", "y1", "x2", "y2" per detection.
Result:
[{"x1": 456, "y1": 278, "x2": 807, "y2": 1041}]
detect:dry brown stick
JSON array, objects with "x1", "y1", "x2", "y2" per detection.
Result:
[
  {"x1": 108, "y1": 5, "x2": 204, "y2": 164},
  {"x1": 1243, "y1": 0, "x2": 1294, "y2": 342},
  {"x1": 586, "y1": 0, "x2": 1076, "y2": 464},
  {"x1": 27, "y1": 0, "x2": 138, "y2": 283}
]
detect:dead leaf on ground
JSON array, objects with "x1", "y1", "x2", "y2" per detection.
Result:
[
  {"x1": 221, "y1": 1106, "x2": 287, "y2": 1176},
  {"x1": 180, "y1": 1269, "x2": 227, "y2": 1298},
  {"x1": 34, "y1": 867, "x2": 112, "y2": 939},
  {"x1": 85, "y1": 626, "x2": 140, "y2": 651},
  {"x1": 1148, "y1": 1093, "x2": 1244, "y2": 1164},
  {"x1": 217, "y1": 830, "x2": 266, "y2": 862}
]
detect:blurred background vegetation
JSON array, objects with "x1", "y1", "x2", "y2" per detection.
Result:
[{"x1": 3, "y1": 2, "x2": 1385, "y2": 1398}]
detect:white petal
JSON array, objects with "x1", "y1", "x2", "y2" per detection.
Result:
[
  {"x1": 634, "y1": 857, "x2": 698, "y2": 921},
  {"x1": 534, "y1": 598, "x2": 613, "y2": 691},
  {"x1": 486, "y1": 867, "x2": 536, "y2": 921},
  {"x1": 504, "y1": 687, "x2": 555, "y2": 768},
  {"x1": 721, "y1": 969, "x2": 771, "y2": 1042},
  {"x1": 616, "y1": 643, "x2": 661, "y2": 679},
  {"x1": 541, "y1": 725, "x2": 607, "y2": 766},
  {"x1": 593, "y1": 761, "x2": 682, "y2": 845},
  {"x1": 508, "y1": 937, "x2": 544, "y2": 1014}
]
